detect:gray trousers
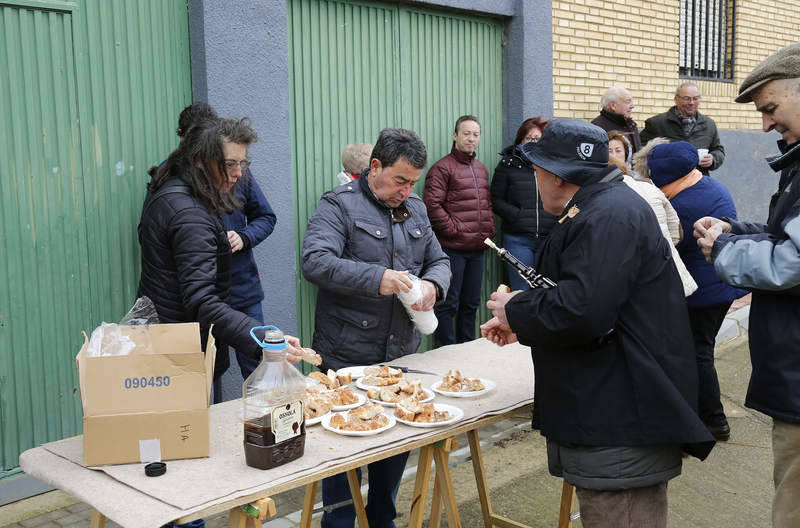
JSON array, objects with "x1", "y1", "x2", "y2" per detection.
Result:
[{"x1": 576, "y1": 482, "x2": 668, "y2": 528}]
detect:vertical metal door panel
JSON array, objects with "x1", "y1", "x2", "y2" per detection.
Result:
[
  {"x1": 288, "y1": 0, "x2": 503, "y2": 354},
  {"x1": 0, "y1": 4, "x2": 85, "y2": 474},
  {"x1": 0, "y1": 0, "x2": 191, "y2": 477}
]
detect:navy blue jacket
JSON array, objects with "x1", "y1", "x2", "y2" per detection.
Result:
[
  {"x1": 506, "y1": 181, "x2": 714, "y2": 459},
  {"x1": 670, "y1": 176, "x2": 747, "y2": 308},
  {"x1": 712, "y1": 139, "x2": 800, "y2": 423},
  {"x1": 223, "y1": 170, "x2": 276, "y2": 310}
]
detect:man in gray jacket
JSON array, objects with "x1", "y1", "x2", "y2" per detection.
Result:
[{"x1": 302, "y1": 127, "x2": 450, "y2": 528}]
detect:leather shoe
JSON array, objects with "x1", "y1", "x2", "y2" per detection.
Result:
[{"x1": 707, "y1": 423, "x2": 730, "y2": 442}]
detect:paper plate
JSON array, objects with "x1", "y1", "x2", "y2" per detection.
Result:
[
  {"x1": 331, "y1": 392, "x2": 366, "y2": 411},
  {"x1": 306, "y1": 411, "x2": 330, "y2": 426},
  {"x1": 394, "y1": 403, "x2": 464, "y2": 428},
  {"x1": 431, "y1": 378, "x2": 496, "y2": 398},
  {"x1": 368, "y1": 388, "x2": 434, "y2": 407},
  {"x1": 356, "y1": 377, "x2": 401, "y2": 391},
  {"x1": 336, "y1": 366, "x2": 367, "y2": 379},
  {"x1": 321, "y1": 412, "x2": 396, "y2": 436}
]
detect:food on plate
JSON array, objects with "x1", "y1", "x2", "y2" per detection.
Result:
[
  {"x1": 308, "y1": 369, "x2": 352, "y2": 390},
  {"x1": 304, "y1": 390, "x2": 333, "y2": 419},
  {"x1": 368, "y1": 378, "x2": 426, "y2": 403},
  {"x1": 360, "y1": 366, "x2": 404, "y2": 387},
  {"x1": 364, "y1": 366, "x2": 403, "y2": 378},
  {"x1": 438, "y1": 369, "x2": 485, "y2": 392},
  {"x1": 328, "y1": 386, "x2": 360, "y2": 406},
  {"x1": 496, "y1": 284, "x2": 511, "y2": 294},
  {"x1": 300, "y1": 347, "x2": 322, "y2": 366},
  {"x1": 329, "y1": 402, "x2": 389, "y2": 431},
  {"x1": 394, "y1": 398, "x2": 451, "y2": 423}
]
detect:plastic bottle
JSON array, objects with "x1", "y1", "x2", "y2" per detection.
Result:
[{"x1": 242, "y1": 326, "x2": 306, "y2": 469}]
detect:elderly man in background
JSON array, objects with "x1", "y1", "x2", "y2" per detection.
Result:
[
  {"x1": 336, "y1": 142, "x2": 373, "y2": 185},
  {"x1": 695, "y1": 42, "x2": 800, "y2": 528},
  {"x1": 640, "y1": 82, "x2": 725, "y2": 174},
  {"x1": 302, "y1": 127, "x2": 450, "y2": 528},
  {"x1": 591, "y1": 86, "x2": 641, "y2": 154}
]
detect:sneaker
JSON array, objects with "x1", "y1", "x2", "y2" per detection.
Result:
[{"x1": 707, "y1": 423, "x2": 730, "y2": 442}]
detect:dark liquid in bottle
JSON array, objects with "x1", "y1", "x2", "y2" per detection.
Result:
[{"x1": 244, "y1": 413, "x2": 306, "y2": 470}]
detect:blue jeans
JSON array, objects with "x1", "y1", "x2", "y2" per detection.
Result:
[
  {"x1": 433, "y1": 249, "x2": 484, "y2": 348},
  {"x1": 321, "y1": 452, "x2": 410, "y2": 528},
  {"x1": 213, "y1": 302, "x2": 263, "y2": 403},
  {"x1": 502, "y1": 233, "x2": 543, "y2": 292}
]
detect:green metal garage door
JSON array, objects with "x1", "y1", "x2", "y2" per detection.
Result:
[
  {"x1": 288, "y1": 0, "x2": 504, "y2": 355},
  {"x1": 0, "y1": 0, "x2": 191, "y2": 480}
]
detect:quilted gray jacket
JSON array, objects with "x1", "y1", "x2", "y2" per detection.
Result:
[{"x1": 301, "y1": 173, "x2": 450, "y2": 370}]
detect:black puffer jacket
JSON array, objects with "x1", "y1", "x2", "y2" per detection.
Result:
[
  {"x1": 138, "y1": 168, "x2": 262, "y2": 378},
  {"x1": 490, "y1": 145, "x2": 558, "y2": 237}
]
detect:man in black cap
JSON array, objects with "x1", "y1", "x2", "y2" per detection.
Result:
[
  {"x1": 481, "y1": 118, "x2": 714, "y2": 528},
  {"x1": 695, "y1": 42, "x2": 800, "y2": 528}
]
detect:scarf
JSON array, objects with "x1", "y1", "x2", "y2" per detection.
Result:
[{"x1": 659, "y1": 169, "x2": 703, "y2": 199}]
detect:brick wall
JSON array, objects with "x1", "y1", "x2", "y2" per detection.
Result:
[{"x1": 551, "y1": 0, "x2": 800, "y2": 131}]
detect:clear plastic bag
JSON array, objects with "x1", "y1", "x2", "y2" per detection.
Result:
[
  {"x1": 396, "y1": 275, "x2": 438, "y2": 335},
  {"x1": 86, "y1": 297, "x2": 160, "y2": 357}
]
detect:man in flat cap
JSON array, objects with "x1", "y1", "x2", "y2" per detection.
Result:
[
  {"x1": 482, "y1": 119, "x2": 714, "y2": 528},
  {"x1": 695, "y1": 42, "x2": 800, "y2": 528}
]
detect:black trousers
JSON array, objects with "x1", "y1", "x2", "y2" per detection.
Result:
[{"x1": 688, "y1": 302, "x2": 732, "y2": 427}]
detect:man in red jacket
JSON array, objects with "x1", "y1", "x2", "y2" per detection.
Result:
[{"x1": 424, "y1": 115, "x2": 496, "y2": 347}]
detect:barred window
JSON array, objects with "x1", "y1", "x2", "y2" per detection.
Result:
[{"x1": 679, "y1": 0, "x2": 736, "y2": 81}]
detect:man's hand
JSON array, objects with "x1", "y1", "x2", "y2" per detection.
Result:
[
  {"x1": 694, "y1": 216, "x2": 730, "y2": 263},
  {"x1": 486, "y1": 290, "x2": 521, "y2": 328},
  {"x1": 699, "y1": 154, "x2": 714, "y2": 168},
  {"x1": 227, "y1": 231, "x2": 244, "y2": 253},
  {"x1": 411, "y1": 280, "x2": 437, "y2": 311},
  {"x1": 693, "y1": 216, "x2": 730, "y2": 240},
  {"x1": 379, "y1": 269, "x2": 413, "y2": 295},
  {"x1": 480, "y1": 317, "x2": 518, "y2": 346}
]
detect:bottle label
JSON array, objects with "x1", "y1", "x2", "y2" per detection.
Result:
[{"x1": 271, "y1": 400, "x2": 304, "y2": 443}]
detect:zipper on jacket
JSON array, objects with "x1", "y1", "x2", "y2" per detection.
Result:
[{"x1": 469, "y1": 163, "x2": 481, "y2": 225}]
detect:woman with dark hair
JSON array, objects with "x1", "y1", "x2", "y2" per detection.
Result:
[
  {"x1": 490, "y1": 117, "x2": 558, "y2": 290},
  {"x1": 138, "y1": 118, "x2": 302, "y2": 388}
]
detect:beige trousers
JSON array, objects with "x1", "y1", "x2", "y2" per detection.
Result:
[{"x1": 773, "y1": 420, "x2": 800, "y2": 527}]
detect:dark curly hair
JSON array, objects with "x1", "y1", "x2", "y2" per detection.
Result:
[{"x1": 149, "y1": 118, "x2": 258, "y2": 214}]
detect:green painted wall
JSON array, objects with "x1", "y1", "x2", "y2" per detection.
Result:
[
  {"x1": 0, "y1": 0, "x2": 191, "y2": 477},
  {"x1": 288, "y1": 0, "x2": 504, "y2": 361}
]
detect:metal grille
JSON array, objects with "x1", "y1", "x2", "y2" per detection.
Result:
[{"x1": 679, "y1": 0, "x2": 736, "y2": 80}]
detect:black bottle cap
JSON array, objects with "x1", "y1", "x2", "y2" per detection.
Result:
[{"x1": 145, "y1": 461, "x2": 167, "y2": 477}]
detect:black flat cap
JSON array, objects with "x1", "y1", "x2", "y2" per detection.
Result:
[{"x1": 736, "y1": 42, "x2": 800, "y2": 103}]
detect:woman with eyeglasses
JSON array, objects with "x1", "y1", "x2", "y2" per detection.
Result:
[
  {"x1": 490, "y1": 117, "x2": 558, "y2": 290},
  {"x1": 138, "y1": 117, "x2": 303, "y2": 398}
]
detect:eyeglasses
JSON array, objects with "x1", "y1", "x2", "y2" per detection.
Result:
[
  {"x1": 678, "y1": 96, "x2": 701, "y2": 102},
  {"x1": 224, "y1": 159, "x2": 251, "y2": 170},
  {"x1": 524, "y1": 136, "x2": 539, "y2": 143}
]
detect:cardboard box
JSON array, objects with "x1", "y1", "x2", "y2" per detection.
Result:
[{"x1": 76, "y1": 322, "x2": 216, "y2": 466}]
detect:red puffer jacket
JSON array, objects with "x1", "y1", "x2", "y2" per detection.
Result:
[{"x1": 423, "y1": 147, "x2": 496, "y2": 251}]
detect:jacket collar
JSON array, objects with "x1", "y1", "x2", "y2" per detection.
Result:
[
  {"x1": 766, "y1": 139, "x2": 800, "y2": 171},
  {"x1": 451, "y1": 146, "x2": 476, "y2": 165},
  {"x1": 600, "y1": 108, "x2": 637, "y2": 128},
  {"x1": 359, "y1": 168, "x2": 413, "y2": 222}
]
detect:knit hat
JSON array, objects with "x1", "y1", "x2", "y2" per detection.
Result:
[
  {"x1": 517, "y1": 119, "x2": 611, "y2": 185},
  {"x1": 647, "y1": 141, "x2": 698, "y2": 186},
  {"x1": 736, "y1": 43, "x2": 800, "y2": 103}
]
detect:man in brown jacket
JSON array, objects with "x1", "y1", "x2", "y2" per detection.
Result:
[{"x1": 424, "y1": 115, "x2": 495, "y2": 347}]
